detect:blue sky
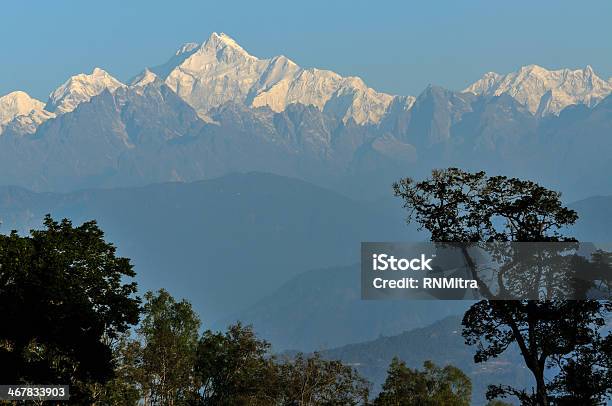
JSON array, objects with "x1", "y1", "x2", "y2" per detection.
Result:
[{"x1": 3, "y1": 0, "x2": 612, "y2": 99}]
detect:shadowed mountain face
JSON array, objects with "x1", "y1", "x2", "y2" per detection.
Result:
[
  {"x1": 319, "y1": 316, "x2": 532, "y2": 406},
  {"x1": 0, "y1": 172, "x2": 417, "y2": 326},
  {"x1": 1, "y1": 78, "x2": 612, "y2": 201}
]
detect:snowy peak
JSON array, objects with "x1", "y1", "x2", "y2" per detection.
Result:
[
  {"x1": 130, "y1": 68, "x2": 158, "y2": 88},
  {"x1": 463, "y1": 72, "x2": 503, "y2": 95},
  {"x1": 163, "y1": 32, "x2": 396, "y2": 124},
  {"x1": 47, "y1": 68, "x2": 126, "y2": 114},
  {"x1": 175, "y1": 42, "x2": 199, "y2": 56},
  {"x1": 0, "y1": 91, "x2": 45, "y2": 125},
  {"x1": 201, "y1": 32, "x2": 253, "y2": 58},
  {"x1": 464, "y1": 64, "x2": 612, "y2": 115},
  {"x1": 0, "y1": 91, "x2": 56, "y2": 135}
]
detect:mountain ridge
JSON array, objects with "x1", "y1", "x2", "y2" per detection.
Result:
[
  {"x1": 0, "y1": 34, "x2": 611, "y2": 202},
  {"x1": 3, "y1": 33, "x2": 610, "y2": 135}
]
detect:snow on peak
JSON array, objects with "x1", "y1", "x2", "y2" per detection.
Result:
[
  {"x1": 164, "y1": 32, "x2": 396, "y2": 124},
  {"x1": 204, "y1": 32, "x2": 249, "y2": 53},
  {"x1": 0, "y1": 91, "x2": 45, "y2": 125},
  {"x1": 176, "y1": 42, "x2": 200, "y2": 56},
  {"x1": 47, "y1": 68, "x2": 126, "y2": 114},
  {"x1": 464, "y1": 65, "x2": 612, "y2": 115},
  {"x1": 0, "y1": 91, "x2": 55, "y2": 135},
  {"x1": 130, "y1": 68, "x2": 158, "y2": 87}
]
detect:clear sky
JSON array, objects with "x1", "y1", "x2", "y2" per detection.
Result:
[{"x1": 2, "y1": 0, "x2": 612, "y2": 100}]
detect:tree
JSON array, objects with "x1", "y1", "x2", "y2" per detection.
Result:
[
  {"x1": 373, "y1": 358, "x2": 471, "y2": 406},
  {"x1": 0, "y1": 215, "x2": 140, "y2": 403},
  {"x1": 135, "y1": 289, "x2": 201, "y2": 406},
  {"x1": 97, "y1": 334, "x2": 141, "y2": 406},
  {"x1": 393, "y1": 168, "x2": 611, "y2": 406},
  {"x1": 548, "y1": 332, "x2": 612, "y2": 405},
  {"x1": 278, "y1": 352, "x2": 370, "y2": 405},
  {"x1": 193, "y1": 323, "x2": 279, "y2": 405}
]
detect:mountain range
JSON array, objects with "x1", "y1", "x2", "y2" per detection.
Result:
[{"x1": 1, "y1": 33, "x2": 611, "y2": 200}]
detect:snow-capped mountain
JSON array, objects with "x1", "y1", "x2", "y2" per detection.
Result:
[
  {"x1": 464, "y1": 64, "x2": 612, "y2": 116},
  {"x1": 1, "y1": 32, "x2": 612, "y2": 201},
  {"x1": 46, "y1": 68, "x2": 126, "y2": 114},
  {"x1": 0, "y1": 91, "x2": 54, "y2": 135},
  {"x1": 160, "y1": 32, "x2": 395, "y2": 124},
  {"x1": 0, "y1": 91, "x2": 45, "y2": 126},
  {"x1": 130, "y1": 68, "x2": 158, "y2": 88}
]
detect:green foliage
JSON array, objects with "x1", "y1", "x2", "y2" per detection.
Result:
[
  {"x1": 373, "y1": 358, "x2": 471, "y2": 406},
  {"x1": 394, "y1": 168, "x2": 612, "y2": 406},
  {"x1": 193, "y1": 322, "x2": 279, "y2": 405},
  {"x1": 191, "y1": 323, "x2": 370, "y2": 405},
  {"x1": 277, "y1": 352, "x2": 370, "y2": 405},
  {"x1": 0, "y1": 215, "x2": 140, "y2": 403},
  {"x1": 136, "y1": 289, "x2": 201, "y2": 406}
]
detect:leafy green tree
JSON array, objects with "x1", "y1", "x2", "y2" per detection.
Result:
[
  {"x1": 193, "y1": 323, "x2": 279, "y2": 405},
  {"x1": 135, "y1": 289, "x2": 201, "y2": 406},
  {"x1": 373, "y1": 358, "x2": 471, "y2": 405},
  {"x1": 393, "y1": 168, "x2": 611, "y2": 406},
  {"x1": 0, "y1": 215, "x2": 140, "y2": 403},
  {"x1": 277, "y1": 352, "x2": 370, "y2": 405},
  {"x1": 96, "y1": 334, "x2": 143, "y2": 406}
]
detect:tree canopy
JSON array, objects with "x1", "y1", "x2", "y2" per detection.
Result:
[
  {"x1": 373, "y1": 358, "x2": 471, "y2": 406},
  {"x1": 394, "y1": 168, "x2": 611, "y2": 406},
  {"x1": 0, "y1": 215, "x2": 140, "y2": 402}
]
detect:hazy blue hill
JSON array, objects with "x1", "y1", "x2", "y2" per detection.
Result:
[
  {"x1": 222, "y1": 264, "x2": 469, "y2": 352},
  {"x1": 0, "y1": 172, "x2": 417, "y2": 325},
  {"x1": 320, "y1": 315, "x2": 531, "y2": 406},
  {"x1": 571, "y1": 195, "x2": 612, "y2": 242}
]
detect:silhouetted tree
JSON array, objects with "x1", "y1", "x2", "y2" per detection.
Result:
[
  {"x1": 548, "y1": 332, "x2": 612, "y2": 404},
  {"x1": 394, "y1": 168, "x2": 611, "y2": 406},
  {"x1": 373, "y1": 358, "x2": 471, "y2": 405},
  {"x1": 0, "y1": 215, "x2": 140, "y2": 403}
]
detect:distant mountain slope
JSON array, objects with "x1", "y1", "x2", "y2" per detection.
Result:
[
  {"x1": 220, "y1": 264, "x2": 469, "y2": 352},
  {"x1": 571, "y1": 195, "x2": 612, "y2": 242},
  {"x1": 221, "y1": 193, "x2": 611, "y2": 352},
  {"x1": 0, "y1": 172, "x2": 416, "y2": 325},
  {"x1": 320, "y1": 316, "x2": 532, "y2": 406}
]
